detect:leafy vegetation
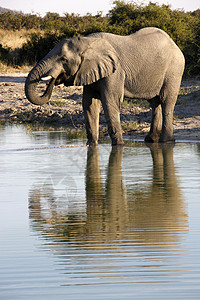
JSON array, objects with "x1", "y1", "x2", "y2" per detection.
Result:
[
  {"x1": 0, "y1": 1, "x2": 199, "y2": 76},
  {"x1": 0, "y1": 43, "x2": 10, "y2": 63}
]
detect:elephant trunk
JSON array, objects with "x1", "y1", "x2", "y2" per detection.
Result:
[{"x1": 25, "y1": 61, "x2": 56, "y2": 106}]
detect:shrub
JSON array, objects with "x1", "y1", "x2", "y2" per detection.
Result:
[
  {"x1": 0, "y1": 44, "x2": 10, "y2": 63},
  {"x1": 0, "y1": 1, "x2": 199, "y2": 76},
  {"x1": 19, "y1": 33, "x2": 65, "y2": 64}
]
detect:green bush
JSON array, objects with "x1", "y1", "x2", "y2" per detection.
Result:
[
  {"x1": 0, "y1": 1, "x2": 199, "y2": 76},
  {"x1": 108, "y1": 1, "x2": 200, "y2": 76},
  {"x1": 0, "y1": 44, "x2": 10, "y2": 63},
  {"x1": 19, "y1": 33, "x2": 65, "y2": 64}
]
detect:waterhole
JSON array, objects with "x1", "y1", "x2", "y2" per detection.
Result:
[{"x1": 0, "y1": 125, "x2": 200, "y2": 299}]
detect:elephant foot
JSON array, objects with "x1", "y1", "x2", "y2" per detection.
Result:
[
  {"x1": 87, "y1": 139, "x2": 98, "y2": 147},
  {"x1": 145, "y1": 133, "x2": 160, "y2": 143},
  {"x1": 159, "y1": 134, "x2": 175, "y2": 143},
  {"x1": 159, "y1": 137, "x2": 175, "y2": 143},
  {"x1": 111, "y1": 137, "x2": 124, "y2": 146}
]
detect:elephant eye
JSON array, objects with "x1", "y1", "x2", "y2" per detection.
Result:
[{"x1": 61, "y1": 57, "x2": 68, "y2": 63}]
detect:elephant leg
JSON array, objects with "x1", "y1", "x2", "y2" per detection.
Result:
[
  {"x1": 100, "y1": 99, "x2": 123, "y2": 145},
  {"x1": 160, "y1": 100, "x2": 176, "y2": 143},
  {"x1": 102, "y1": 102, "x2": 123, "y2": 145},
  {"x1": 100, "y1": 91, "x2": 124, "y2": 146},
  {"x1": 159, "y1": 80, "x2": 180, "y2": 143},
  {"x1": 100, "y1": 72, "x2": 124, "y2": 146},
  {"x1": 145, "y1": 96, "x2": 162, "y2": 143},
  {"x1": 83, "y1": 86, "x2": 101, "y2": 146}
]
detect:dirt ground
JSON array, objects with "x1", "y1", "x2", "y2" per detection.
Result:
[{"x1": 0, "y1": 72, "x2": 200, "y2": 141}]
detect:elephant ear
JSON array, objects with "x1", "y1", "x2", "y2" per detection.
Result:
[{"x1": 74, "y1": 39, "x2": 119, "y2": 86}]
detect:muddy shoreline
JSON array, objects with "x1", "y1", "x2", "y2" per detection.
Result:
[{"x1": 0, "y1": 72, "x2": 200, "y2": 141}]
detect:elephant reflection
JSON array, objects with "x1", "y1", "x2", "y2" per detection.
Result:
[
  {"x1": 29, "y1": 144, "x2": 187, "y2": 248},
  {"x1": 85, "y1": 146, "x2": 127, "y2": 238},
  {"x1": 84, "y1": 144, "x2": 187, "y2": 245},
  {"x1": 129, "y1": 143, "x2": 188, "y2": 246}
]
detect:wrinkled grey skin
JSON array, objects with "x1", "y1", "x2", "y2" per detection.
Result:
[{"x1": 25, "y1": 27, "x2": 185, "y2": 145}]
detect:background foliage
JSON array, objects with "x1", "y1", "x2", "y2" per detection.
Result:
[{"x1": 0, "y1": 1, "x2": 199, "y2": 76}]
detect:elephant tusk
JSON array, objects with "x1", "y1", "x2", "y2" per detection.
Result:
[{"x1": 41, "y1": 75, "x2": 53, "y2": 81}]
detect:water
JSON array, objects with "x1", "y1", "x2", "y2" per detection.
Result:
[{"x1": 0, "y1": 125, "x2": 200, "y2": 299}]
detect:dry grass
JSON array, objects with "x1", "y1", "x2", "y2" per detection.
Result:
[
  {"x1": 0, "y1": 29, "x2": 28, "y2": 49},
  {"x1": 0, "y1": 29, "x2": 40, "y2": 73},
  {"x1": 0, "y1": 29, "x2": 44, "y2": 50},
  {"x1": 0, "y1": 62, "x2": 31, "y2": 73}
]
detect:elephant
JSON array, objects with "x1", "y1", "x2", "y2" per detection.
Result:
[{"x1": 25, "y1": 27, "x2": 185, "y2": 145}]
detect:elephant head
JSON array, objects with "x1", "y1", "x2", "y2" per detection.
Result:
[{"x1": 25, "y1": 36, "x2": 119, "y2": 105}]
